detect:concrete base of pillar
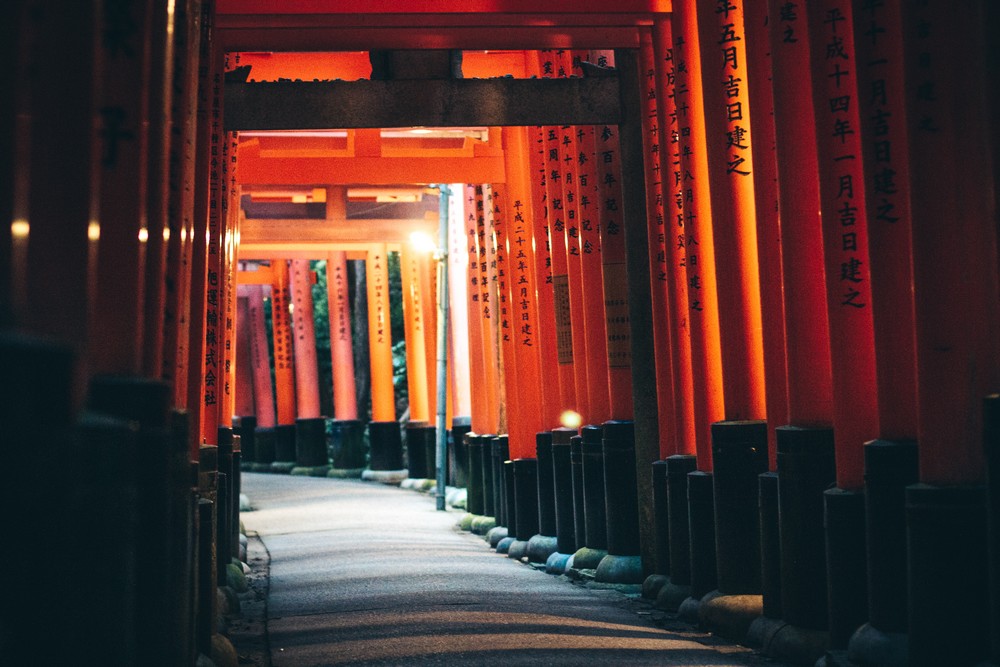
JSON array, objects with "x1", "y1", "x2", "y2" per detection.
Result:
[
  {"x1": 496, "y1": 536, "x2": 515, "y2": 554},
  {"x1": 270, "y1": 461, "x2": 296, "y2": 474},
  {"x1": 471, "y1": 515, "x2": 496, "y2": 535},
  {"x1": 678, "y1": 596, "x2": 701, "y2": 624},
  {"x1": 507, "y1": 539, "x2": 529, "y2": 560},
  {"x1": 697, "y1": 590, "x2": 763, "y2": 643},
  {"x1": 745, "y1": 615, "x2": 785, "y2": 649},
  {"x1": 526, "y1": 534, "x2": 558, "y2": 564},
  {"x1": 655, "y1": 580, "x2": 691, "y2": 612},
  {"x1": 361, "y1": 468, "x2": 407, "y2": 485},
  {"x1": 545, "y1": 551, "x2": 573, "y2": 575},
  {"x1": 327, "y1": 467, "x2": 365, "y2": 479},
  {"x1": 570, "y1": 546, "x2": 607, "y2": 570},
  {"x1": 445, "y1": 486, "x2": 467, "y2": 509},
  {"x1": 643, "y1": 574, "x2": 669, "y2": 600},
  {"x1": 595, "y1": 553, "x2": 643, "y2": 584},
  {"x1": 756, "y1": 621, "x2": 830, "y2": 666},
  {"x1": 486, "y1": 526, "x2": 508, "y2": 548},
  {"x1": 457, "y1": 513, "x2": 476, "y2": 531},
  {"x1": 847, "y1": 623, "x2": 907, "y2": 667},
  {"x1": 290, "y1": 465, "x2": 330, "y2": 477}
]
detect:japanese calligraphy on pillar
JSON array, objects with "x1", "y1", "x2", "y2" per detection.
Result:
[
  {"x1": 488, "y1": 186, "x2": 510, "y2": 345},
  {"x1": 332, "y1": 256, "x2": 349, "y2": 343},
  {"x1": 372, "y1": 251, "x2": 386, "y2": 345}
]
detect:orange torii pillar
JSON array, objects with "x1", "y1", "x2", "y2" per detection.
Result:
[
  {"x1": 742, "y1": 0, "x2": 789, "y2": 626},
  {"x1": 326, "y1": 250, "x2": 366, "y2": 474},
  {"x1": 901, "y1": 3, "x2": 999, "y2": 664},
  {"x1": 669, "y1": 3, "x2": 727, "y2": 609},
  {"x1": 767, "y1": 0, "x2": 837, "y2": 640},
  {"x1": 364, "y1": 244, "x2": 405, "y2": 478},
  {"x1": 847, "y1": 2, "x2": 919, "y2": 660},
  {"x1": 247, "y1": 283, "x2": 277, "y2": 469},
  {"x1": 638, "y1": 31, "x2": 678, "y2": 588},
  {"x1": 694, "y1": 0, "x2": 770, "y2": 615},
  {"x1": 401, "y1": 241, "x2": 435, "y2": 481},
  {"x1": 234, "y1": 289, "x2": 257, "y2": 463},
  {"x1": 270, "y1": 259, "x2": 298, "y2": 471},
  {"x1": 651, "y1": 18, "x2": 702, "y2": 609},
  {"x1": 446, "y1": 183, "x2": 473, "y2": 424},
  {"x1": 803, "y1": 0, "x2": 881, "y2": 650},
  {"x1": 289, "y1": 259, "x2": 328, "y2": 476}
]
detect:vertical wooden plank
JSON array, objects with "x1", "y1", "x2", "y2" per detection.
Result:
[
  {"x1": 327, "y1": 250, "x2": 358, "y2": 420},
  {"x1": 271, "y1": 259, "x2": 297, "y2": 426},
  {"x1": 290, "y1": 258, "x2": 321, "y2": 419},
  {"x1": 366, "y1": 244, "x2": 396, "y2": 422},
  {"x1": 401, "y1": 243, "x2": 431, "y2": 422},
  {"x1": 247, "y1": 283, "x2": 276, "y2": 428},
  {"x1": 235, "y1": 290, "x2": 255, "y2": 418}
]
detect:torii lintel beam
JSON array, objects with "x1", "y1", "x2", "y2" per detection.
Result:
[{"x1": 224, "y1": 76, "x2": 622, "y2": 131}]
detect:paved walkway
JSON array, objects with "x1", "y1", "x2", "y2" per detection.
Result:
[{"x1": 239, "y1": 473, "x2": 785, "y2": 667}]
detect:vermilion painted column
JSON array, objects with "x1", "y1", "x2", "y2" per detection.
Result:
[
  {"x1": 846, "y1": 2, "x2": 918, "y2": 656},
  {"x1": 91, "y1": 0, "x2": 152, "y2": 377},
  {"x1": 743, "y1": 0, "x2": 788, "y2": 471},
  {"x1": 366, "y1": 245, "x2": 395, "y2": 423},
  {"x1": 489, "y1": 185, "x2": 522, "y2": 455},
  {"x1": 464, "y1": 186, "x2": 490, "y2": 436},
  {"x1": 235, "y1": 292, "x2": 255, "y2": 419},
  {"x1": 768, "y1": 0, "x2": 837, "y2": 639},
  {"x1": 670, "y1": 4, "x2": 725, "y2": 469},
  {"x1": 806, "y1": 1, "x2": 880, "y2": 648},
  {"x1": 902, "y1": 3, "x2": 999, "y2": 665},
  {"x1": 247, "y1": 284, "x2": 276, "y2": 428},
  {"x1": 163, "y1": 0, "x2": 201, "y2": 410},
  {"x1": 271, "y1": 260, "x2": 297, "y2": 426},
  {"x1": 142, "y1": 0, "x2": 176, "y2": 380},
  {"x1": 638, "y1": 33, "x2": 676, "y2": 459},
  {"x1": 498, "y1": 126, "x2": 546, "y2": 458},
  {"x1": 446, "y1": 186, "x2": 472, "y2": 422},
  {"x1": 219, "y1": 129, "x2": 240, "y2": 429},
  {"x1": 290, "y1": 259, "x2": 321, "y2": 419},
  {"x1": 473, "y1": 186, "x2": 501, "y2": 435},
  {"x1": 401, "y1": 244, "x2": 431, "y2": 422},
  {"x1": 653, "y1": 19, "x2": 697, "y2": 458},
  {"x1": 419, "y1": 245, "x2": 438, "y2": 420},
  {"x1": 327, "y1": 251, "x2": 357, "y2": 420}
]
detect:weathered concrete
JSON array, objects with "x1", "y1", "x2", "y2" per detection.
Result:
[{"x1": 239, "y1": 472, "x2": 788, "y2": 666}]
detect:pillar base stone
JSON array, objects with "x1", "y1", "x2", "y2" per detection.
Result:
[
  {"x1": 643, "y1": 574, "x2": 669, "y2": 600},
  {"x1": 545, "y1": 552, "x2": 573, "y2": 575},
  {"x1": 745, "y1": 615, "x2": 785, "y2": 649},
  {"x1": 290, "y1": 465, "x2": 330, "y2": 477},
  {"x1": 847, "y1": 623, "x2": 907, "y2": 667},
  {"x1": 471, "y1": 515, "x2": 496, "y2": 535},
  {"x1": 361, "y1": 468, "x2": 407, "y2": 485},
  {"x1": 655, "y1": 580, "x2": 691, "y2": 612},
  {"x1": 507, "y1": 539, "x2": 529, "y2": 560},
  {"x1": 759, "y1": 622, "x2": 830, "y2": 666},
  {"x1": 270, "y1": 461, "x2": 296, "y2": 474},
  {"x1": 595, "y1": 554, "x2": 644, "y2": 584},
  {"x1": 526, "y1": 534, "x2": 558, "y2": 564},
  {"x1": 496, "y1": 536, "x2": 515, "y2": 554},
  {"x1": 678, "y1": 596, "x2": 701, "y2": 624},
  {"x1": 327, "y1": 467, "x2": 365, "y2": 479},
  {"x1": 486, "y1": 526, "x2": 508, "y2": 547},
  {"x1": 697, "y1": 590, "x2": 763, "y2": 643},
  {"x1": 457, "y1": 513, "x2": 476, "y2": 531},
  {"x1": 570, "y1": 546, "x2": 607, "y2": 571}
]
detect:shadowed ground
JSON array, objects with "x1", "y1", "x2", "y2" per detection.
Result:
[{"x1": 239, "y1": 473, "x2": 786, "y2": 666}]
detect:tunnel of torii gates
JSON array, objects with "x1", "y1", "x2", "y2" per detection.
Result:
[{"x1": 2, "y1": 1, "x2": 1000, "y2": 666}]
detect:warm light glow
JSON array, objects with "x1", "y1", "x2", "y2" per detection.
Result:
[
  {"x1": 291, "y1": 194, "x2": 308, "y2": 203},
  {"x1": 163, "y1": 227, "x2": 171, "y2": 243},
  {"x1": 138, "y1": 227, "x2": 149, "y2": 243},
  {"x1": 410, "y1": 231, "x2": 437, "y2": 254},
  {"x1": 559, "y1": 410, "x2": 583, "y2": 430},
  {"x1": 88, "y1": 221, "x2": 101, "y2": 242},
  {"x1": 181, "y1": 226, "x2": 188, "y2": 243},
  {"x1": 10, "y1": 220, "x2": 29, "y2": 239},
  {"x1": 410, "y1": 128, "x2": 433, "y2": 135}
]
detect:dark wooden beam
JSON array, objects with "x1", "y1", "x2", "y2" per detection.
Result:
[{"x1": 224, "y1": 76, "x2": 621, "y2": 130}]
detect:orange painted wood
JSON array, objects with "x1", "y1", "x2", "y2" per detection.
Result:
[
  {"x1": 419, "y1": 249, "x2": 438, "y2": 419},
  {"x1": 142, "y1": 0, "x2": 177, "y2": 380},
  {"x1": 670, "y1": 3, "x2": 725, "y2": 469},
  {"x1": 92, "y1": 0, "x2": 153, "y2": 377},
  {"x1": 695, "y1": 0, "x2": 766, "y2": 423},
  {"x1": 590, "y1": 50, "x2": 636, "y2": 423},
  {"x1": 247, "y1": 283, "x2": 277, "y2": 427},
  {"x1": 327, "y1": 251, "x2": 358, "y2": 420},
  {"x1": 498, "y1": 126, "x2": 546, "y2": 457},
  {"x1": 463, "y1": 185, "x2": 490, "y2": 434},
  {"x1": 271, "y1": 259, "x2": 298, "y2": 425},
  {"x1": 235, "y1": 292, "x2": 256, "y2": 417},
  {"x1": 290, "y1": 258, "x2": 322, "y2": 418},
  {"x1": 523, "y1": 50, "x2": 565, "y2": 428},
  {"x1": 219, "y1": 129, "x2": 240, "y2": 428},
  {"x1": 807, "y1": 0, "x2": 879, "y2": 491},
  {"x1": 653, "y1": 19, "x2": 697, "y2": 457},
  {"x1": 768, "y1": 0, "x2": 833, "y2": 427},
  {"x1": 401, "y1": 244, "x2": 431, "y2": 422},
  {"x1": 216, "y1": 1, "x2": 673, "y2": 16},
  {"x1": 903, "y1": 0, "x2": 999, "y2": 485},
  {"x1": 446, "y1": 186, "x2": 473, "y2": 420},
  {"x1": 639, "y1": 31, "x2": 677, "y2": 458},
  {"x1": 366, "y1": 244, "x2": 397, "y2": 422},
  {"x1": 478, "y1": 185, "x2": 503, "y2": 434},
  {"x1": 743, "y1": 0, "x2": 788, "y2": 470},
  {"x1": 852, "y1": 0, "x2": 916, "y2": 442},
  {"x1": 489, "y1": 184, "x2": 521, "y2": 445}
]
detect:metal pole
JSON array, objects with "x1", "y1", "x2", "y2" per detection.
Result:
[{"x1": 435, "y1": 185, "x2": 451, "y2": 510}]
